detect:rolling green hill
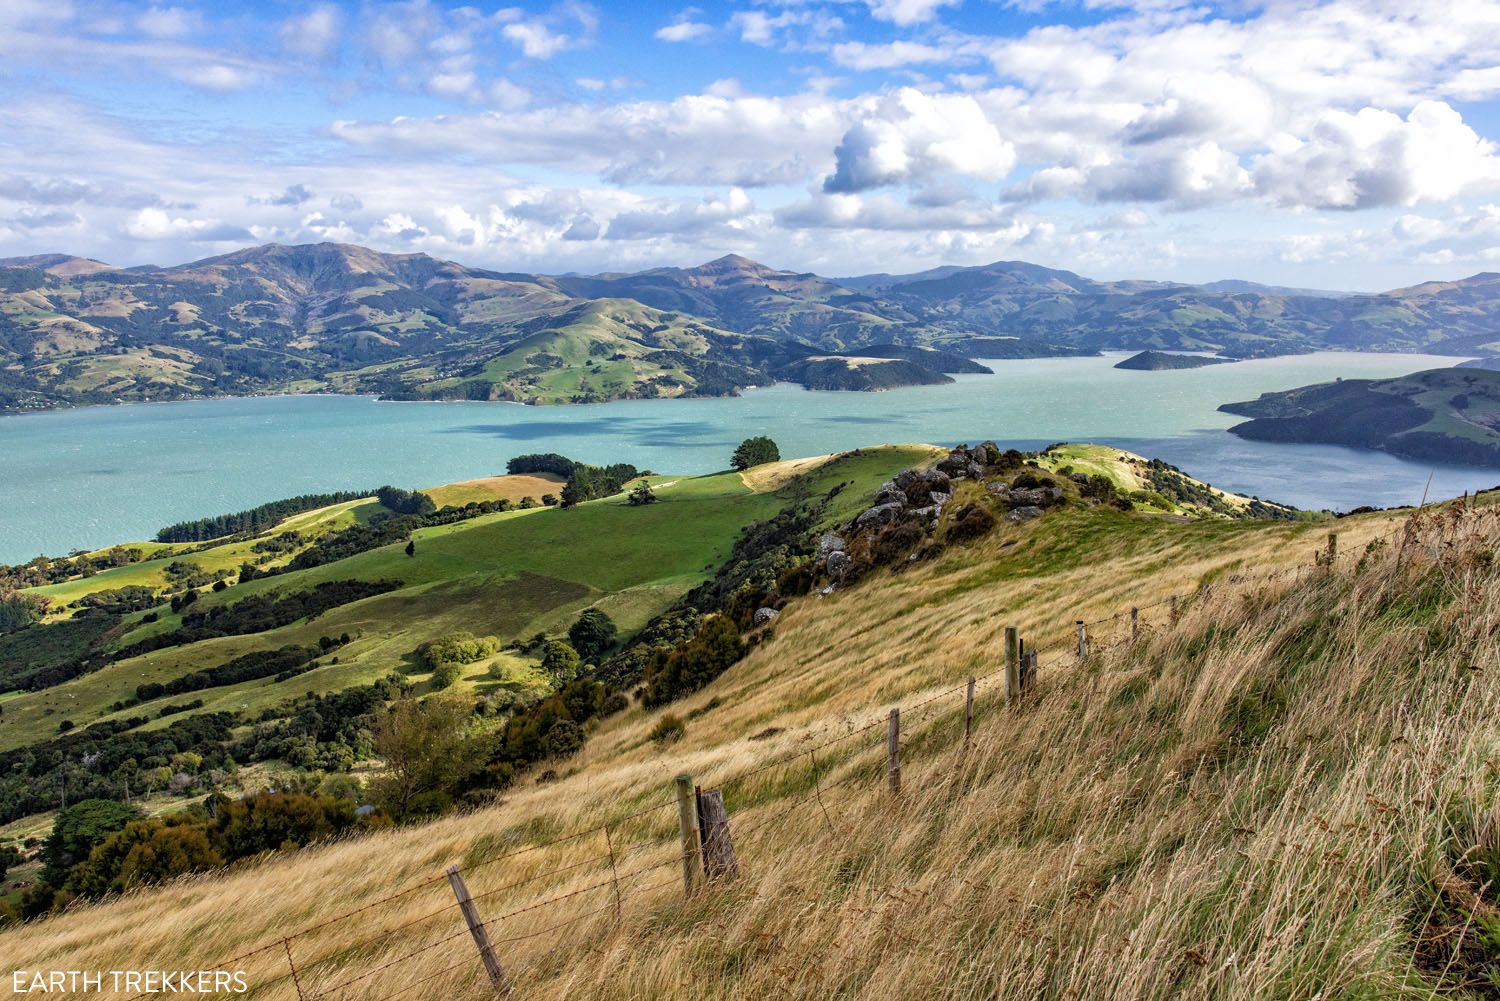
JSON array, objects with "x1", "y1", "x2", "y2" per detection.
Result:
[
  {"x1": 0, "y1": 447, "x2": 934, "y2": 752},
  {"x1": 1220, "y1": 367, "x2": 1500, "y2": 466},
  {"x1": 5, "y1": 243, "x2": 1500, "y2": 414}
]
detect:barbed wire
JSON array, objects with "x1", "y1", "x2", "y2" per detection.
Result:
[{"x1": 126, "y1": 508, "x2": 1467, "y2": 1001}]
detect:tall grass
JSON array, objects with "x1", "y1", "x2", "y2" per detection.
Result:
[{"x1": 5, "y1": 502, "x2": 1497, "y2": 999}]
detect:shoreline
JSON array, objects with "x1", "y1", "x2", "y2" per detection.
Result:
[{"x1": 0, "y1": 349, "x2": 1478, "y2": 421}]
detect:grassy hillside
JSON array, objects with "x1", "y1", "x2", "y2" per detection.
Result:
[
  {"x1": 1221, "y1": 367, "x2": 1500, "y2": 467},
  {"x1": 9, "y1": 242, "x2": 1499, "y2": 413},
  {"x1": 2, "y1": 467, "x2": 1488, "y2": 998},
  {"x1": 1, "y1": 448, "x2": 933, "y2": 750}
]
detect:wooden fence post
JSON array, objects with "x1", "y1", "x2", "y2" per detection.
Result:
[
  {"x1": 1003, "y1": 626, "x2": 1020, "y2": 703},
  {"x1": 1075, "y1": 620, "x2": 1088, "y2": 659},
  {"x1": 1327, "y1": 532, "x2": 1338, "y2": 567},
  {"x1": 962, "y1": 675, "x2": 976, "y2": 750},
  {"x1": 674, "y1": 774, "x2": 702, "y2": 897},
  {"x1": 1021, "y1": 650, "x2": 1037, "y2": 691},
  {"x1": 1169, "y1": 594, "x2": 1178, "y2": 627},
  {"x1": 695, "y1": 788, "x2": 739, "y2": 882},
  {"x1": 886, "y1": 708, "x2": 901, "y2": 795},
  {"x1": 603, "y1": 825, "x2": 622, "y2": 920},
  {"x1": 446, "y1": 865, "x2": 511, "y2": 997},
  {"x1": 1130, "y1": 607, "x2": 1139, "y2": 642}
]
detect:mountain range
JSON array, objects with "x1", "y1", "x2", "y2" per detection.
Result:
[{"x1": 2, "y1": 242, "x2": 1498, "y2": 412}]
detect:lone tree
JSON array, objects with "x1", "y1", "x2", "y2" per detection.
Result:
[
  {"x1": 404, "y1": 539, "x2": 416, "y2": 557},
  {"x1": 731, "y1": 436, "x2": 780, "y2": 470},
  {"x1": 568, "y1": 608, "x2": 618, "y2": 660},
  {"x1": 628, "y1": 479, "x2": 657, "y2": 506}
]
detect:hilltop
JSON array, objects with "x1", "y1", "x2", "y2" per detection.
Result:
[
  {"x1": 5, "y1": 242, "x2": 1500, "y2": 413},
  {"x1": 0, "y1": 440, "x2": 1492, "y2": 1000},
  {"x1": 1220, "y1": 366, "x2": 1500, "y2": 467}
]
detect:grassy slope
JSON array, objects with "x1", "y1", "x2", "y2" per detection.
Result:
[
  {"x1": 0, "y1": 448, "x2": 932, "y2": 750},
  {"x1": 1038, "y1": 443, "x2": 1263, "y2": 515},
  {"x1": 6, "y1": 482, "x2": 1484, "y2": 999}
]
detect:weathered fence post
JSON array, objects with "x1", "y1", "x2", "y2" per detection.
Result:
[
  {"x1": 886, "y1": 708, "x2": 901, "y2": 795},
  {"x1": 1075, "y1": 620, "x2": 1088, "y2": 659},
  {"x1": 603, "y1": 825, "x2": 622, "y2": 920},
  {"x1": 1327, "y1": 532, "x2": 1338, "y2": 566},
  {"x1": 1003, "y1": 626, "x2": 1020, "y2": 703},
  {"x1": 447, "y1": 865, "x2": 511, "y2": 997},
  {"x1": 1131, "y1": 607, "x2": 1139, "y2": 643},
  {"x1": 1169, "y1": 594, "x2": 1179, "y2": 627},
  {"x1": 1021, "y1": 649, "x2": 1037, "y2": 691},
  {"x1": 674, "y1": 774, "x2": 702, "y2": 897},
  {"x1": 962, "y1": 675, "x2": 976, "y2": 750},
  {"x1": 695, "y1": 788, "x2": 739, "y2": 882}
]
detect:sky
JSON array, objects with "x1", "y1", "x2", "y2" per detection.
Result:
[{"x1": 3, "y1": 1, "x2": 1500, "y2": 289}]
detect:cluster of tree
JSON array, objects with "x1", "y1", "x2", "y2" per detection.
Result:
[
  {"x1": 628, "y1": 480, "x2": 657, "y2": 505},
  {"x1": 70, "y1": 585, "x2": 158, "y2": 615},
  {"x1": 116, "y1": 580, "x2": 397, "y2": 659},
  {"x1": 731, "y1": 436, "x2": 780, "y2": 470},
  {"x1": 232, "y1": 674, "x2": 405, "y2": 773},
  {"x1": 0, "y1": 590, "x2": 46, "y2": 634},
  {"x1": 0, "y1": 546, "x2": 147, "y2": 591},
  {"x1": 418, "y1": 632, "x2": 500, "y2": 689},
  {"x1": 560, "y1": 461, "x2": 641, "y2": 507},
  {"x1": 506, "y1": 453, "x2": 578, "y2": 477},
  {"x1": 642, "y1": 616, "x2": 744, "y2": 706},
  {"x1": 6, "y1": 790, "x2": 386, "y2": 919},
  {"x1": 375, "y1": 486, "x2": 436, "y2": 516},
  {"x1": 0, "y1": 713, "x2": 237, "y2": 825},
  {"x1": 0, "y1": 609, "x2": 120, "y2": 692},
  {"x1": 154, "y1": 491, "x2": 372, "y2": 543},
  {"x1": 478, "y1": 678, "x2": 628, "y2": 790},
  {"x1": 134, "y1": 644, "x2": 323, "y2": 703}
]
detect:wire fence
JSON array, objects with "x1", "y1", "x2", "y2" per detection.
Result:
[{"x1": 114, "y1": 507, "x2": 1479, "y2": 1001}]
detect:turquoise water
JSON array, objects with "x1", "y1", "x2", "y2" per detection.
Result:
[{"x1": 2, "y1": 351, "x2": 1494, "y2": 563}]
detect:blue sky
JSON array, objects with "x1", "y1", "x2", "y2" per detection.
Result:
[{"x1": 3, "y1": 0, "x2": 1500, "y2": 289}]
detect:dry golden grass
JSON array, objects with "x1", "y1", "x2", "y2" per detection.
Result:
[
  {"x1": 425, "y1": 473, "x2": 567, "y2": 508},
  {"x1": 5, "y1": 499, "x2": 1498, "y2": 1000}
]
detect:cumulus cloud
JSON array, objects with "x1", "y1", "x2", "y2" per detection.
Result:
[
  {"x1": 502, "y1": 5, "x2": 597, "y2": 59},
  {"x1": 279, "y1": 4, "x2": 344, "y2": 60},
  {"x1": 823, "y1": 88, "x2": 1015, "y2": 193},
  {"x1": 606, "y1": 188, "x2": 756, "y2": 240},
  {"x1": 656, "y1": 17, "x2": 711, "y2": 42},
  {"x1": 1253, "y1": 101, "x2": 1500, "y2": 210},
  {"x1": 125, "y1": 207, "x2": 250, "y2": 242},
  {"x1": 864, "y1": 0, "x2": 962, "y2": 26}
]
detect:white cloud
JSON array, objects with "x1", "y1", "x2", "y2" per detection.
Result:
[
  {"x1": 279, "y1": 4, "x2": 343, "y2": 60},
  {"x1": 824, "y1": 88, "x2": 1015, "y2": 192},
  {"x1": 864, "y1": 0, "x2": 961, "y2": 26},
  {"x1": 656, "y1": 19, "x2": 711, "y2": 42},
  {"x1": 831, "y1": 40, "x2": 957, "y2": 71},
  {"x1": 1254, "y1": 101, "x2": 1500, "y2": 209},
  {"x1": 136, "y1": 6, "x2": 199, "y2": 39}
]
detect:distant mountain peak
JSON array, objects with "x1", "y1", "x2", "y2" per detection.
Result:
[
  {"x1": 0, "y1": 253, "x2": 115, "y2": 277},
  {"x1": 695, "y1": 253, "x2": 774, "y2": 274}
]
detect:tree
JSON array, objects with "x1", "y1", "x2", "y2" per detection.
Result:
[
  {"x1": 568, "y1": 609, "x2": 618, "y2": 661},
  {"x1": 68, "y1": 817, "x2": 222, "y2": 896},
  {"x1": 0, "y1": 591, "x2": 46, "y2": 634},
  {"x1": 731, "y1": 436, "x2": 780, "y2": 471},
  {"x1": 540, "y1": 640, "x2": 581, "y2": 682},
  {"x1": 369, "y1": 695, "x2": 483, "y2": 821},
  {"x1": 404, "y1": 539, "x2": 416, "y2": 557},
  {"x1": 628, "y1": 480, "x2": 657, "y2": 506},
  {"x1": 41, "y1": 799, "x2": 141, "y2": 886}
]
